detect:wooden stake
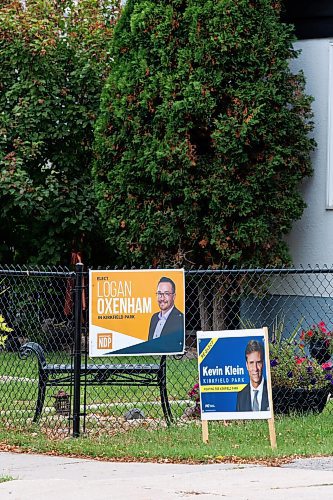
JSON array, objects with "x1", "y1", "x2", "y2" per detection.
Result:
[
  {"x1": 268, "y1": 416, "x2": 277, "y2": 449},
  {"x1": 202, "y1": 419, "x2": 209, "y2": 443},
  {"x1": 263, "y1": 326, "x2": 277, "y2": 449}
]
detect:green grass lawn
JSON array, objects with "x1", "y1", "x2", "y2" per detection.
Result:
[
  {"x1": 0, "y1": 476, "x2": 14, "y2": 483},
  {"x1": 1, "y1": 350, "x2": 332, "y2": 463},
  {"x1": 1, "y1": 411, "x2": 333, "y2": 463}
]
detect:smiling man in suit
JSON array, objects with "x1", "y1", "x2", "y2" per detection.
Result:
[
  {"x1": 236, "y1": 339, "x2": 269, "y2": 412},
  {"x1": 148, "y1": 276, "x2": 184, "y2": 343}
]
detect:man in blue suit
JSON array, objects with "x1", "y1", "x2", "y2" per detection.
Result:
[
  {"x1": 148, "y1": 277, "x2": 184, "y2": 346},
  {"x1": 236, "y1": 339, "x2": 269, "y2": 412}
]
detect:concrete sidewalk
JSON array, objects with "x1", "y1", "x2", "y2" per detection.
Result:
[{"x1": 1, "y1": 452, "x2": 333, "y2": 499}]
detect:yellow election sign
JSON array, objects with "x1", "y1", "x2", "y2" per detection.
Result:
[{"x1": 89, "y1": 269, "x2": 185, "y2": 356}]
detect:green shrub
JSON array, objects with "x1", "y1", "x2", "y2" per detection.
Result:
[
  {"x1": 0, "y1": 314, "x2": 12, "y2": 349},
  {"x1": 0, "y1": 0, "x2": 119, "y2": 264}
]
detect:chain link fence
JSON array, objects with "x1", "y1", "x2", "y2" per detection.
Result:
[{"x1": 0, "y1": 265, "x2": 332, "y2": 438}]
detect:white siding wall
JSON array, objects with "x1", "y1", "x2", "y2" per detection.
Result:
[{"x1": 286, "y1": 39, "x2": 333, "y2": 266}]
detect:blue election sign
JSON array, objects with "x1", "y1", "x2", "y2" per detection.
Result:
[{"x1": 197, "y1": 329, "x2": 272, "y2": 421}]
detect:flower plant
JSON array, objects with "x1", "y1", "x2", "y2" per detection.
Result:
[
  {"x1": 300, "y1": 321, "x2": 333, "y2": 354},
  {"x1": 188, "y1": 383, "x2": 200, "y2": 417},
  {"x1": 270, "y1": 339, "x2": 332, "y2": 390},
  {"x1": 269, "y1": 318, "x2": 333, "y2": 390}
]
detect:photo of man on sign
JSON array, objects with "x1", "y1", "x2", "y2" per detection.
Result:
[
  {"x1": 148, "y1": 277, "x2": 184, "y2": 342},
  {"x1": 236, "y1": 339, "x2": 269, "y2": 412}
]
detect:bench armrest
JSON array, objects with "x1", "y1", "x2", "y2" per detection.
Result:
[{"x1": 19, "y1": 342, "x2": 47, "y2": 369}]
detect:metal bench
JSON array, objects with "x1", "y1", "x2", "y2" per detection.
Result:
[{"x1": 19, "y1": 341, "x2": 173, "y2": 425}]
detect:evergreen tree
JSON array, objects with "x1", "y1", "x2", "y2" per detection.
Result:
[{"x1": 94, "y1": 0, "x2": 315, "y2": 269}]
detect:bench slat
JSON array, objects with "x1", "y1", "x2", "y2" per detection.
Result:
[{"x1": 44, "y1": 363, "x2": 160, "y2": 372}]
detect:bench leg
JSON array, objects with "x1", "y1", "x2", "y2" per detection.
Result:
[
  {"x1": 33, "y1": 374, "x2": 47, "y2": 423},
  {"x1": 158, "y1": 357, "x2": 173, "y2": 425},
  {"x1": 159, "y1": 380, "x2": 173, "y2": 425}
]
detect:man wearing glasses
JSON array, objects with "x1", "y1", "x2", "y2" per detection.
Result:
[{"x1": 148, "y1": 276, "x2": 184, "y2": 343}]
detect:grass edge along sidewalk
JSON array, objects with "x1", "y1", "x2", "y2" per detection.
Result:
[{"x1": 0, "y1": 411, "x2": 333, "y2": 465}]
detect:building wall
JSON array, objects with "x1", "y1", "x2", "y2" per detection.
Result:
[
  {"x1": 286, "y1": 38, "x2": 333, "y2": 267},
  {"x1": 240, "y1": 294, "x2": 333, "y2": 340}
]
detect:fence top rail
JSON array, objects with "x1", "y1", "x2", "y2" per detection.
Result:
[
  {"x1": 84, "y1": 266, "x2": 333, "y2": 277},
  {"x1": 0, "y1": 266, "x2": 74, "y2": 278},
  {"x1": 185, "y1": 267, "x2": 333, "y2": 275},
  {"x1": 2, "y1": 266, "x2": 333, "y2": 278}
]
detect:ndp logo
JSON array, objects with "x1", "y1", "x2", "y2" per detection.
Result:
[{"x1": 97, "y1": 333, "x2": 112, "y2": 349}]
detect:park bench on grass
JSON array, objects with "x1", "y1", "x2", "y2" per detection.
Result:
[{"x1": 19, "y1": 341, "x2": 173, "y2": 425}]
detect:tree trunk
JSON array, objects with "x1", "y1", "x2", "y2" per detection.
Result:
[
  {"x1": 198, "y1": 283, "x2": 211, "y2": 331},
  {"x1": 212, "y1": 276, "x2": 227, "y2": 331}
]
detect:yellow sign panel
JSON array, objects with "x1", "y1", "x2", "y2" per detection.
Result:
[
  {"x1": 198, "y1": 337, "x2": 218, "y2": 364},
  {"x1": 201, "y1": 384, "x2": 247, "y2": 393}
]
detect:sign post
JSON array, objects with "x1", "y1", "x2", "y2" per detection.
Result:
[
  {"x1": 197, "y1": 327, "x2": 277, "y2": 449},
  {"x1": 202, "y1": 420, "x2": 209, "y2": 444},
  {"x1": 263, "y1": 326, "x2": 277, "y2": 448}
]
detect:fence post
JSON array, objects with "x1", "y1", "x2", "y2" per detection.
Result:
[{"x1": 73, "y1": 262, "x2": 84, "y2": 437}]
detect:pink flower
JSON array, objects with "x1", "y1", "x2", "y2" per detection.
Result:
[{"x1": 318, "y1": 321, "x2": 327, "y2": 333}]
